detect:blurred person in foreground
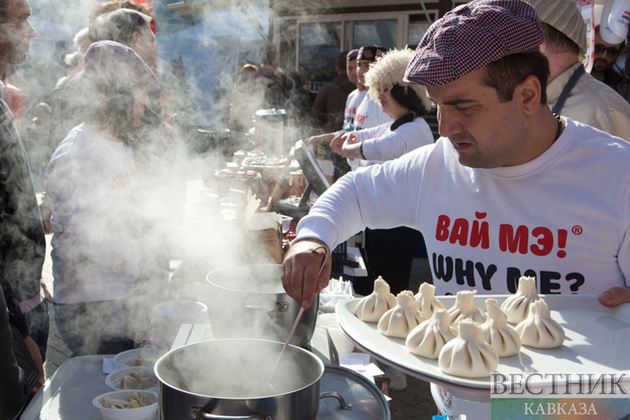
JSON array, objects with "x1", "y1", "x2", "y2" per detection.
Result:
[
  {"x1": 44, "y1": 41, "x2": 158, "y2": 356},
  {"x1": 282, "y1": 0, "x2": 630, "y2": 332},
  {"x1": 523, "y1": 0, "x2": 630, "y2": 141},
  {"x1": 0, "y1": 0, "x2": 45, "y2": 405},
  {"x1": 590, "y1": 25, "x2": 630, "y2": 103}
]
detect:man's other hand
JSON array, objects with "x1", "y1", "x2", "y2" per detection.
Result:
[{"x1": 598, "y1": 286, "x2": 630, "y2": 307}]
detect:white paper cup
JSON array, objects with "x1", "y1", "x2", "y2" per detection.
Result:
[{"x1": 92, "y1": 390, "x2": 158, "y2": 420}]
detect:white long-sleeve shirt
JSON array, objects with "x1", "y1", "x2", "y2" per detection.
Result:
[
  {"x1": 353, "y1": 117, "x2": 433, "y2": 165},
  {"x1": 296, "y1": 118, "x2": 630, "y2": 296}
]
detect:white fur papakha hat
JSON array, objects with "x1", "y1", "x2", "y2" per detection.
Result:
[{"x1": 366, "y1": 48, "x2": 431, "y2": 111}]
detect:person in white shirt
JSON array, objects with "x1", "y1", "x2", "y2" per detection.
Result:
[{"x1": 45, "y1": 41, "x2": 158, "y2": 356}]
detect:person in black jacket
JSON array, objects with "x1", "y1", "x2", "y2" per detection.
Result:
[
  {"x1": 0, "y1": 285, "x2": 36, "y2": 419},
  {"x1": 0, "y1": 0, "x2": 47, "y2": 403}
]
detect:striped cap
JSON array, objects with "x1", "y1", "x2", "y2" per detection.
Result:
[
  {"x1": 404, "y1": 0, "x2": 543, "y2": 86},
  {"x1": 523, "y1": 0, "x2": 587, "y2": 55}
]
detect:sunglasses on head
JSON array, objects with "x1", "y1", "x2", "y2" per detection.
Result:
[{"x1": 594, "y1": 44, "x2": 620, "y2": 57}]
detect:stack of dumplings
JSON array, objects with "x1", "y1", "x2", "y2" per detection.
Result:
[
  {"x1": 351, "y1": 276, "x2": 565, "y2": 379},
  {"x1": 377, "y1": 291, "x2": 424, "y2": 338},
  {"x1": 354, "y1": 276, "x2": 397, "y2": 322}
]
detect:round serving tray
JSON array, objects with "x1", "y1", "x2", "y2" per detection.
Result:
[{"x1": 336, "y1": 295, "x2": 630, "y2": 402}]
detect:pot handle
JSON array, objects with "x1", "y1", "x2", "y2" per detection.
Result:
[
  {"x1": 319, "y1": 391, "x2": 353, "y2": 410},
  {"x1": 191, "y1": 408, "x2": 272, "y2": 420},
  {"x1": 245, "y1": 301, "x2": 289, "y2": 313}
]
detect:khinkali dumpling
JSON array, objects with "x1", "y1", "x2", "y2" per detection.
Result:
[
  {"x1": 448, "y1": 290, "x2": 487, "y2": 326},
  {"x1": 438, "y1": 319, "x2": 499, "y2": 378},
  {"x1": 377, "y1": 291, "x2": 424, "y2": 338},
  {"x1": 414, "y1": 283, "x2": 446, "y2": 319},
  {"x1": 406, "y1": 308, "x2": 456, "y2": 359},
  {"x1": 501, "y1": 276, "x2": 539, "y2": 324},
  {"x1": 354, "y1": 276, "x2": 397, "y2": 323},
  {"x1": 481, "y1": 298, "x2": 521, "y2": 357},
  {"x1": 515, "y1": 299, "x2": 565, "y2": 349}
]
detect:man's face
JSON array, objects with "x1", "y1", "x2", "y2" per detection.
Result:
[
  {"x1": 132, "y1": 88, "x2": 149, "y2": 129},
  {"x1": 346, "y1": 58, "x2": 358, "y2": 85},
  {"x1": 131, "y1": 25, "x2": 157, "y2": 67},
  {"x1": 0, "y1": 0, "x2": 36, "y2": 64},
  {"x1": 427, "y1": 68, "x2": 530, "y2": 169},
  {"x1": 593, "y1": 31, "x2": 622, "y2": 73},
  {"x1": 357, "y1": 59, "x2": 372, "y2": 87}
]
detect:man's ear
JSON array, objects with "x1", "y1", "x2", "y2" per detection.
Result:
[{"x1": 516, "y1": 75, "x2": 541, "y2": 116}]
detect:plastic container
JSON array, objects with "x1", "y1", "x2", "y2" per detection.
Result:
[
  {"x1": 92, "y1": 390, "x2": 158, "y2": 420},
  {"x1": 113, "y1": 348, "x2": 166, "y2": 370},
  {"x1": 105, "y1": 366, "x2": 158, "y2": 391}
]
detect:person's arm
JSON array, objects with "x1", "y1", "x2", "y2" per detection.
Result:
[
  {"x1": 361, "y1": 119, "x2": 434, "y2": 161},
  {"x1": 305, "y1": 132, "x2": 335, "y2": 147},
  {"x1": 282, "y1": 150, "x2": 428, "y2": 306}
]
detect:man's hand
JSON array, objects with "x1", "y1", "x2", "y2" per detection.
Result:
[
  {"x1": 305, "y1": 133, "x2": 334, "y2": 147},
  {"x1": 23, "y1": 336, "x2": 45, "y2": 394},
  {"x1": 598, "y1": 287, "x2": 630, "y2": 307},
  {"x1": 282, "y1": 239, "x2": 331, "y2": 309}
]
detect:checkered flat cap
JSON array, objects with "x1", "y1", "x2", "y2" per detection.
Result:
[{"x1": 404, "y1": 0, "x2": 543, "y2": 86}]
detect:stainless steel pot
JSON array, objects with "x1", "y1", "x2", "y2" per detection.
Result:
[
  {"x1": 155, "y1": 339, "x2": 325, "y2": 419},
  {"x1": 206, "y1": 264, "x2": 318, "y2": 348}
]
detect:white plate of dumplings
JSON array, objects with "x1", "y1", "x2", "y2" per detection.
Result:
[{"x1": 337, "y1": 289, "x2": 630, "y2": 391}]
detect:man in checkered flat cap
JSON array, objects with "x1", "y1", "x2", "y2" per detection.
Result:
[
  {"x1": 282, "y1": 0, "x2": 630, "y2": 374},
  {"x1": 522, "y1": 0, "x2": 630, "y2": 142}
]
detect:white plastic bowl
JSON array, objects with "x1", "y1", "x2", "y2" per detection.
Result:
[
  {"x1": 317, "y1": 313, "x2": 355, "y2": 355},
  {"x1": 113, "y1": 348, "x2": 166, "y2": 370},
  {"x1": 92, "y1": 390, "x2": 158, "y2": 420},
  {"x1": 106, "y1": 366, "x2": 158, "y2": 391}
]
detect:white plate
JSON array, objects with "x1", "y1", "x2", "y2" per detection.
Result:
[{"x1": 337, "y1": 295, "x2": 630, "y2": 401}]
